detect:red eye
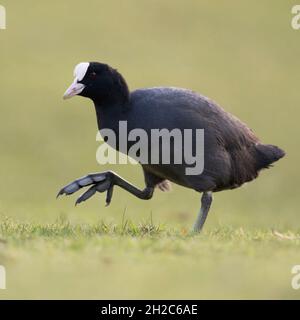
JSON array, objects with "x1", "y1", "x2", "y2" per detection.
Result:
[{"x1": 90, "y1": 72, "x2": 97, "y2": 78}]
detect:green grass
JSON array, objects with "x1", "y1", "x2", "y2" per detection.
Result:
[
  {"x1": 1, "y1": 215, "x2": 300, "y2": 299},
  {"x1": 0, "y1": 0, "x2": 299, "y2": 299}
]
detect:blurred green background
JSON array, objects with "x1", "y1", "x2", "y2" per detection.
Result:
[{"x1": 0, "y1": 0, "x2": 299, "y2": 299}]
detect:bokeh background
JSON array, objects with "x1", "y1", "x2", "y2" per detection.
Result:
[{"x1": 0, "y1": 1, "x2": 299, "y2": 299}]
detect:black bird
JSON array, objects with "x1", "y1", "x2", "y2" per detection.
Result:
[{"x1": 57, "y1": 62, "x2": 285, "y2": 232}]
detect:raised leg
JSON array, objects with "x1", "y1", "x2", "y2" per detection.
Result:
[
  {"x1": 57, "y1": 171, "x2": 154, "y2": 206},
  {"x1": 193, "y1": 191, "x2": 213, "y2": 232}
]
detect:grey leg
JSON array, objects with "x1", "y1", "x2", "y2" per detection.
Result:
[
  {"x1": 193, "y1": 191, "x2": 213, "y2": 232},
  {"x1": 57, "y1": 171, "x2": 154, "y2": 206}
]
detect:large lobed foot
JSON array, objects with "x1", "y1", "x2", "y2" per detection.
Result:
[{"x1": 57, "y1": 172, "x2": 114, "y2": 206}]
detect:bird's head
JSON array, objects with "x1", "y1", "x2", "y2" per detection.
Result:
[{"x1": 63, "y1": 62, "x2": 129, "y2": 105}]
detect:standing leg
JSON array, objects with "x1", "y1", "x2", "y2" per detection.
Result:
[{"x1": 193, "y1": 191, "x2": 213, "y2": 232}]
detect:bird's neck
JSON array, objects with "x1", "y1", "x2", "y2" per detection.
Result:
[
  {"x1": 93, "y1": 101, "x2": 129, "y2": 131},
  {"x1": 91, "y1": 70, "x2": 131, "y2": 130},
  {"x1": 91, "y1": 71, "x2": 130, "y2": 113}
]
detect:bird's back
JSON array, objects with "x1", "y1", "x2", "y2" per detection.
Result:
[{"x1": 124, "y1": 87, "x2": 284, "y2": 191}]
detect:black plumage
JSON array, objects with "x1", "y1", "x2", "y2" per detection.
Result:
[{"x1": 58, "y1": 62, "x2": 285, "y2": 231}]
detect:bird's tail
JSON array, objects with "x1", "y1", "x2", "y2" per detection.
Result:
[{"x1": 255, "y1": 143, "x2": 285, "y2": 170}]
